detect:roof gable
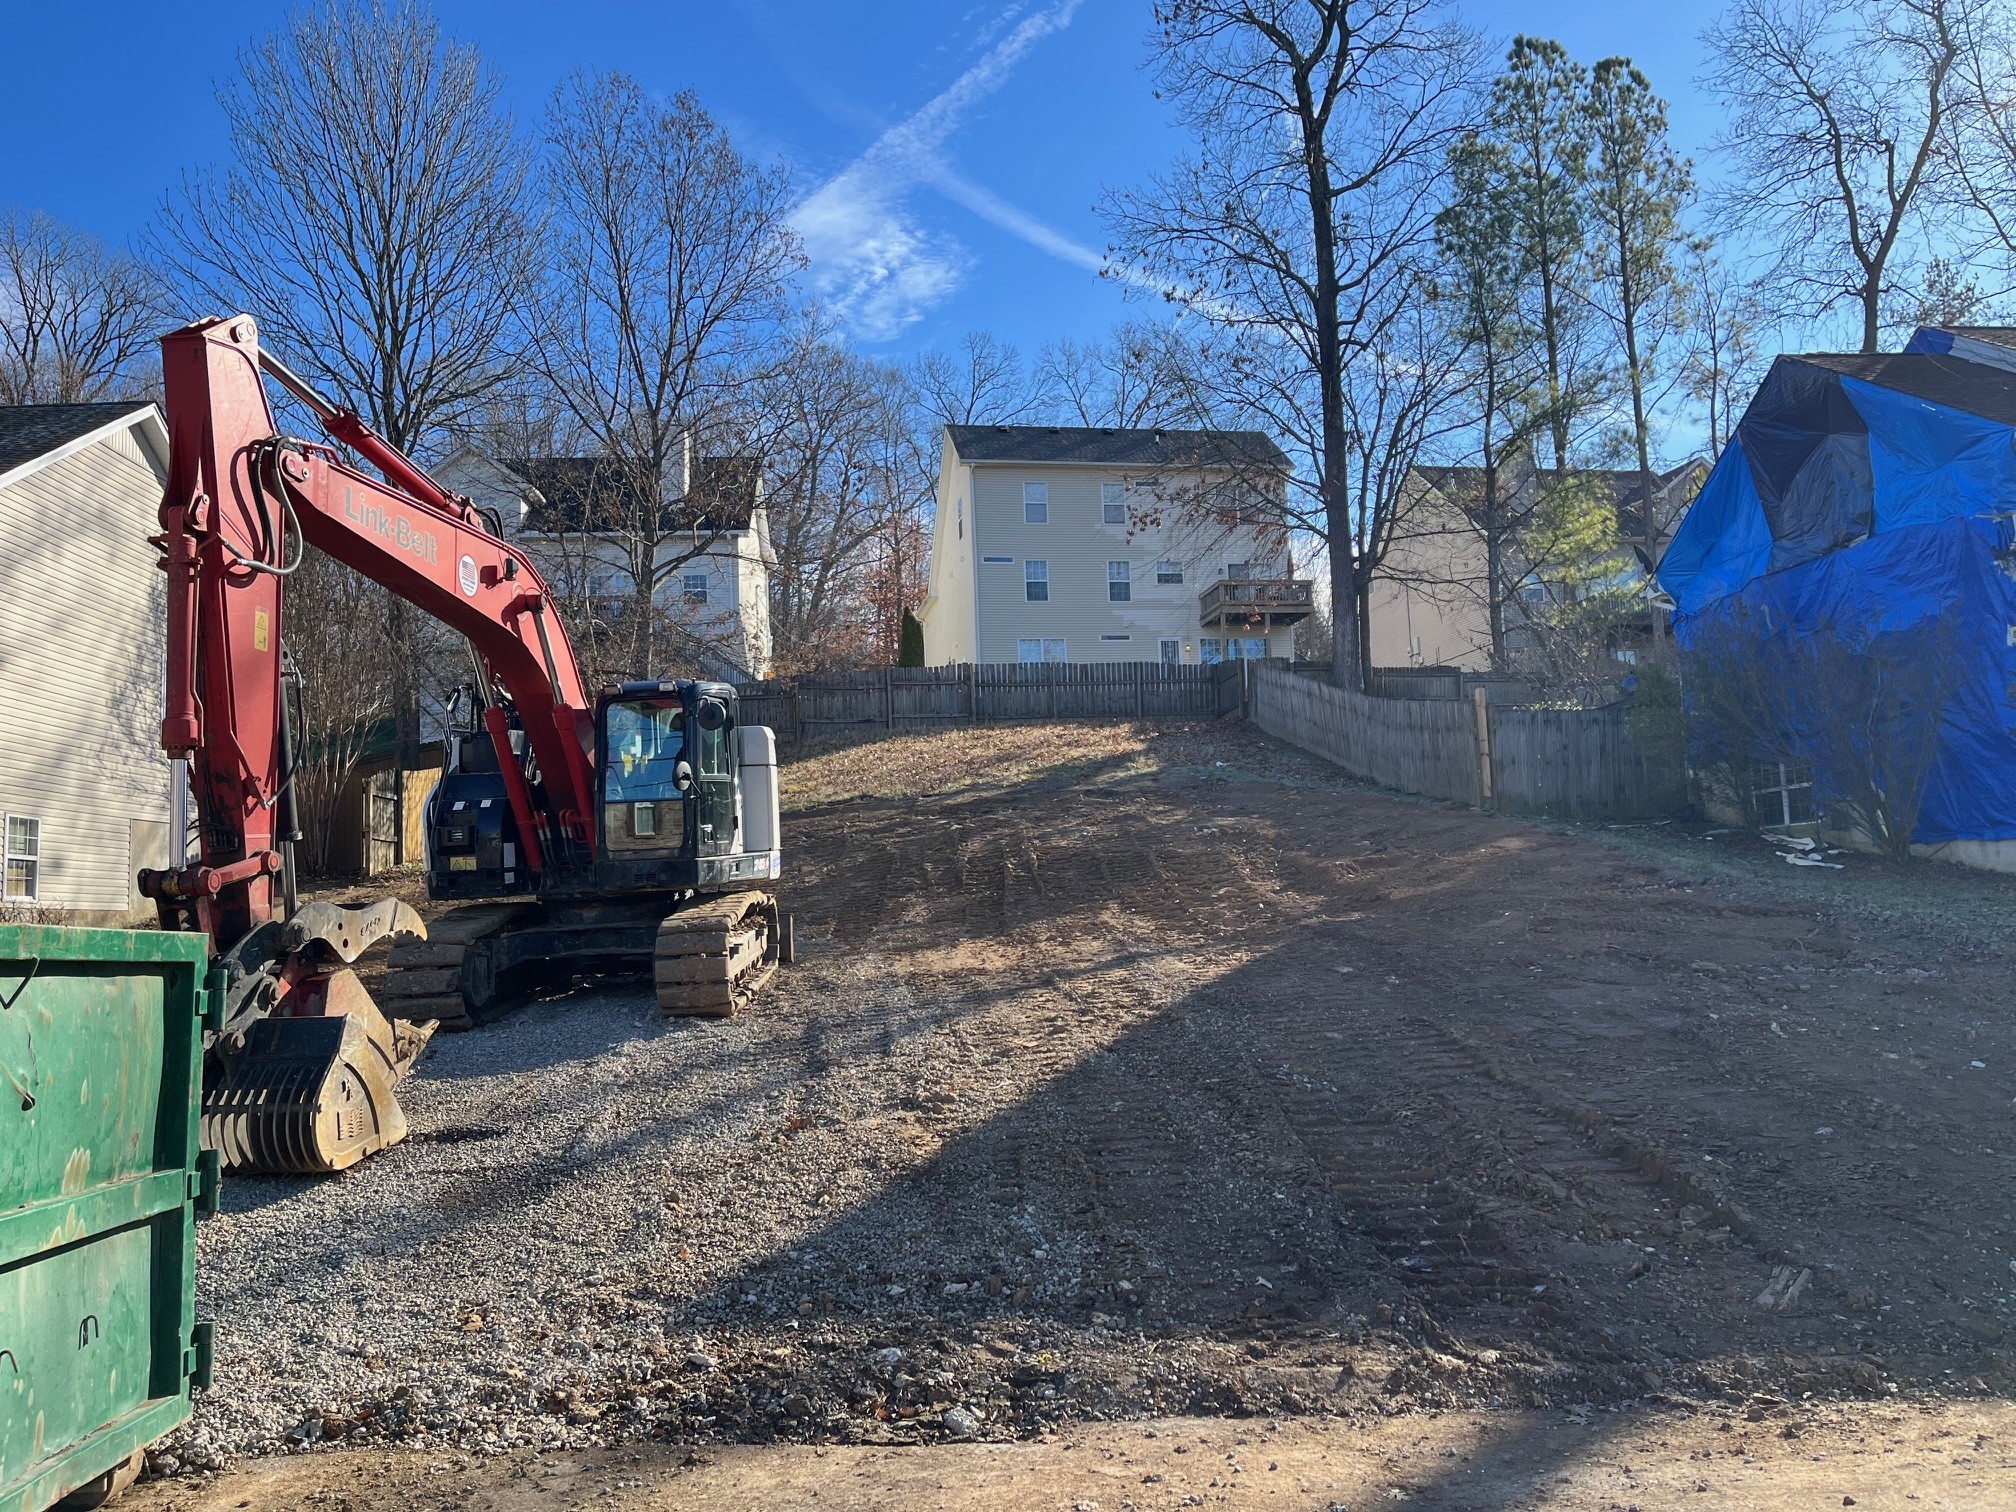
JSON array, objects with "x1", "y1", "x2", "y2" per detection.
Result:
[
  {"x1": 495, "y1": 453, "x2": 762, "y2": 535},
  {"x1": 0, "y1": 401, "x2": 158, "y2": 480}
]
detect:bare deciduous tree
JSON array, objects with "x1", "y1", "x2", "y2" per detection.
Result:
[
  {"x1": 1702, "y1": 0, "x2": 1969, "y2": 353},
  {"x1": 1680, "y1": 242, "x2": 1769, "y2": 461},
  {"x1": 157, "y1": 0, "x2": 529, "y2": 451},
  {"x1": 755, "y1": 330, "x2": 919, "y2": 671},
  {"x1": 529, "y1": 72, "x2": 800, "y2": 680},
  {"x1": 1104, "y1": 0, "x2": 1480, "y2": 690},
  {"x1": 0, "y1": 207, "x2": 161, "y2": 404},
  {"x1": 157, "y1": 0, "x2": 533, "y2": 826},
  {"x1": 285, "y1": 550, "x2": 399, "y2": 874},
  {"x1": 909, "y1": 331, "x2": 1044, "y2": 426},
  {"x1": 1033, "y1": 322, "x2": 1187, "y2": 428}
]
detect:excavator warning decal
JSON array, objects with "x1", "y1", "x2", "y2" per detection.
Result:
[
  {"x1": 458, "y1": 555, "x2": 479, "y2": 597},
  {"x1": 253, "y1": 608, "x2": 269, "y2": 651}
]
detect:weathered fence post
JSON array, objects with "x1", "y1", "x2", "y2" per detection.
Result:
[{"x1": 1473, "y1": 685, "x2": 1494, "y2": 809}]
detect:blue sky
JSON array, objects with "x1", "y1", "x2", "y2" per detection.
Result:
[{"x1": 3, "y1": 1, "x2": 1724, "y2": 364}]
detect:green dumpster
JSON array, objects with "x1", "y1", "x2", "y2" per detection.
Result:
[{"x1": 0, "y1": 925, "x2": 217, "y2": 1512}]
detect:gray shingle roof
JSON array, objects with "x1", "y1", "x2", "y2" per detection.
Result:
[
  {"x1": 506, "y1": 454, "x2": 760, "y2": 534},
  {"x1": 1797, "y1": 351, "x2": 2016, "y2": 427},
  {"x1": 946, "y1": 423, "x2": 1290, "y2": 471},
  {"x1": 0, "y1": 401, "x2": 153, "y2": 475},
  {"x1": 1933, "y1": 326, "x2": 2016, "y2": 349}
]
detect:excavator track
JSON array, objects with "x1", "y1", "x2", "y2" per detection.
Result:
[
  {"x1": 654, "y1": 891, "x2": 788, "y2": 1017},
  {"x1": 376, "y1": 903, "x2": 527, "y2": 1031}
]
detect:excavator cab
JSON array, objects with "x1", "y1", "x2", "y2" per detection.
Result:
[
  {"x1": 590, "y1": 680, "x2": 781, "y2": 895},
  {"x1": 422, "y1": 679, "x2": 780, "y2": 903}
]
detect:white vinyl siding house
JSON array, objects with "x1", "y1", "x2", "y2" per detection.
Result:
[
  {"x1": 919, "y1": 425, "x2": 1305, "y2": 665},
  {"x1": 0, "y1": 404, "x2": 178, "y2": 922},
  {"x1": 437, "y1": 445, "x2": 774, "y2": 679}
]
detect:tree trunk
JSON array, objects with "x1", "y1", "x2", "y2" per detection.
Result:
[
  {"x1": 386, "y1": 590, "x2": 418, "y2": 866},
  {"x1": 1355, "y1": 571, "x2": 1373, "y2": 686}
]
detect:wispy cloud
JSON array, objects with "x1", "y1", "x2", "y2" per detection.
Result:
[{"x1": 792, "y1": 1, "x2": 1084, "y2": 341}]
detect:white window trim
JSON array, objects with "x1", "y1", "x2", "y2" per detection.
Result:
[
  {"x1": 4, "y1": 813, "x2": 41, "y2": 902},
  {"x1": 1023, "y1": 481, "x2": 1049, "y2": 524},
  {"x1": 1101, "y1": 482, "x2": 1127, "y2": 525},
  {"x1": 1024, "y1": 560, "x2": 1049, "y2": 602}
]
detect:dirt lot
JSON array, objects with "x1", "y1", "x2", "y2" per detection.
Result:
[{"x1": 138, "y1": 719, "x2": 2016, "y2": 1506}]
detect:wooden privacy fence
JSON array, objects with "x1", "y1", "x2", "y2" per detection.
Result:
[
  {"x1": 1489, "y1": 703, "x2": 1688, "y2": 820},
  {"x1": 1249, "y1": 664, "x2": 1685, "y2": 822},
  {"x1": 736, "y1": 661, "x2": 1246, "y2": 741},
  {"x1": 1250, "y1": 663, "x2": 1485, "y2": 806}
]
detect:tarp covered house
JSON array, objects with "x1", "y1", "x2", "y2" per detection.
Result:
[{"x1": 1658, "y1": 329, "x2": 2016, "y2": 854}]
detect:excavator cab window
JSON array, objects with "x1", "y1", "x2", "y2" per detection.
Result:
[{"x1": 602, "y1": 696, "x2": 686, "y2": 852}]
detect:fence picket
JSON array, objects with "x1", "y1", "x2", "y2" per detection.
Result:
[
  {"x1": 1247, "y1": 664, "x2": 1686, "y2": 821},
  {"x1": 733, "y1": 661, "x2": 1239, "y2": 735}
]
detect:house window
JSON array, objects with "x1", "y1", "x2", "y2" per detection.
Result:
[
  {"x1": 1159, "y1": 637, "x2": 1181, "y2": 665},
  {"x1": 1751, "y1": 761, "x2": 1815, "y2": 828},
  {"x1": 1226, "y1": 561, "x2": 1250, "y2": 580},
  {"x1": 1107, "y1": 560, "x2": 1131, "y2": 602},
  {"x1": 1023, "y1": 482, "x2": 1048, "y2": 523},
  {"x1": 1157, "y1": 561, "x2": 1184, "y2": 585},
  {"x1": 1101, "y1": 482, "x2": 1127, "y2": 525},
  {"x1": 1017, "y1": 638, "x2": 1067, "y2": 663},
  {"x1": 683, "y1": 573, "x2": 709, "y2": 606},
  {"x1": 1024, "y1": 560, "x2": 1049, "y2": 602},
  {"x1": 1228, "y1": 636, "x2": 1267, "y2": 660},
  {"x1": 956, "y1": 498, "x2": 964, "y2": 539},
  {"x1": 5, "y1": 815, "x2": 39, "y2": 900},
  {"x1": 1199, "y1": 638, "x2": 1224, "y2": 664}
]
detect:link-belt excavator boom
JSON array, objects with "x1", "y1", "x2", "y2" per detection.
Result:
[{"x1": 140, "y1": 314, "x2": 791, "y2": 1177}]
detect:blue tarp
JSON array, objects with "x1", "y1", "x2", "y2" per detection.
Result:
[{"x1": 1659, "y1": 340, "x2": 2016, "y2": 844}]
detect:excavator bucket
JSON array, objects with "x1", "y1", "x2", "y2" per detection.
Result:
[{"x1": 202, "y1": 902, "x2": 437, "y2": 1175}]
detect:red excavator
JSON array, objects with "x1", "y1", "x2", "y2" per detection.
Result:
[{"x1": 140, "y1": 314, "x2": 790, "y2": 1178}]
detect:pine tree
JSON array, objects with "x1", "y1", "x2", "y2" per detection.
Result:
[
  {"x1": 898, "y1": 607, "x2": 925, "y2": 668},
  {"x1": 1585, "y1": 57, "x2": 1693, "y2": 545},
  {"x1": 1486, "y1": 37, "x2": 1592, "y2": 471}
]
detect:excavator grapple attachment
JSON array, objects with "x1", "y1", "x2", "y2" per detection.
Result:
[
  {"x1": 202, "y1": 904, "x2": 437, "y2": 1175},
  {"x1": 204, "y1": 966, "x2": 435, "y2": 1175}
]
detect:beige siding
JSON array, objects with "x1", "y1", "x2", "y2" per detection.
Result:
[
  {"x1": 968, "y1": 462, "x2": 1290, "y2": 664},
  {"x1": 1367, "y1": 484, "x2": 1493, "y2": 669},
  {"x1": 0, "y1": 427, "x2": 171, "y2": 919},
  {"x1": 921, "y1": 443, "x2": 975, "y2": 663}
]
